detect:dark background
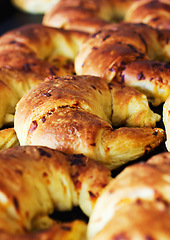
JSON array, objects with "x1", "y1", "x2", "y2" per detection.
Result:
[{"x1": 0, "y1": 0, "x2": 43, "y2": 35}]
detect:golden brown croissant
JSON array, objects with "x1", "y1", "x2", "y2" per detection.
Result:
[
  {"x1": 14, "y1": 75, "x2": 164, "y2": 170},
  {"x1": 0, "y1": 24, "x2": 88, "y2": 128},
  {"x1": 0, "y1": 145, "x2": 111, "y2": 239},
  {"x1": 42, "y1": 0, "x2": 170, "y2": 32},
  {"x1": 75, "y1": 22, "x2": 170, "y2": 106},
  {"x1": 88, "y1": 151, "x2": 170, "y2": 240},
  {"x1": 125, "y1": 0, "x2": 170, "y2": 30}
]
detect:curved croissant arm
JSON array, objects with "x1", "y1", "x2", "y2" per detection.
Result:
[
  {"x1": 87, "y1": 151, "x2": 170, "y2": 240},
  {"x1": 0, "y1": 24, "x2": 88, "y2": 128},
  {"x1": 109, "y1": 82, "x2": 160, "y2": 127},
  {"x1": 125, "y1": 0, "x2": 170, "y2": 30},
  {"x1": 0, "y1": 145, "x2": 111, "y2": 239},
  {"x1": 75, "y1": 22, "x2": 170, "y2": 106},
  {"x1": 14, "y1": 75, "x2": 164, "y2": 170}
]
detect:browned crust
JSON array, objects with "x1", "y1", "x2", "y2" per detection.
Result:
[
  {"x1": 126, "y1": 0, "x2": 170, "y2": 29},
  {"x1": 0, "y1": 24, "x2": 88, "y2": 128},
  {"x1": 75, "y1": 23, "x2": 170, "y2": 106},
  {"x1": 14, "y1": 75, "x2": 164, "y2": 170},
  {"x1": 0, "y1": 145, "x2": 111, "y2": 238},
  {"x1": 88, "y1": 151, "x2": 170, "y2": 239},
  {"x1": 43, "y1": 0, "x2": 170, "y2": 32}
]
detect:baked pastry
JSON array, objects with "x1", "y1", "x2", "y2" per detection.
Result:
[
  {"x1": 75, "y1": 22, "x2": 170, "y2": 106},
  {"x1": 14, "y1": 75, "x2": 164, "y2": 170},
  {"x1": 0, "y1": 24, "x2": 88, "y2": 128},
  {"x1": 0, "y1": 128, "x2": 18, "y2": 149},
  {"x1": 42, "y1": 0, "x2": 170, "y2": 32},
  {"x1": 0, "y1": 145, "x2": 111, "y2": 238},
  {"x1": 11, "y1": 0, "x2": 60, "y2": 13},
  {"x1": 125, "y1": 0, "x2": 170, "y2": 30},
  {"x1": 11, "y1": 0, "x2": 170, "y2": 31},
  {"x1": 163, "y1": 95, "x2": 170, "y2": 151},
  {"x1": 87, "y1": 151, "x2": 170, "y2": 239}
]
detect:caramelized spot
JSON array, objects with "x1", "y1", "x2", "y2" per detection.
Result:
[
  {"x1": 61, "y1": 225, "x2": 71, "y2": 231},
  {"x1": 138, "y1": 33, "x2": 148, "y2": 52},
  {"x1": 91, "y1": 30, "x2": 102, "y2": 38},
  {"x1": 9, "y1": 40, "x2": 25, "y2": 47},
  {"x1": 92, "y1": 46, "x2": 98, "y2": 50},
  {"x1": 109, "y1": 67, "x2": 115, "y2": 72},
  {"x1": 137, "y1": 72, "x2": 145, "y2": 80},
  {"x1": 153, "y1": 130, "x2": 158, "y2": 136},
  {"x1": 42, "y1": 92, "x2": 51, "y2": 97},
  {"x1": 15, "y1": 169, "x2": 23, "y2": 175},
  {"x1": 136, "y1": 198, "x2": 142, "y2": 205},
  {"x1": 25, "y1": 211, "x2": 29, "y2": 218},
  {"x1": 155, "y1": 76, "x2": 163, "y2": 83},
  {"x1": 89, "y1": 191, "x2": 98, "y2": 199},
  {"x1": 49, "y1": 68, "x2": 57, "y2": 75},
  {"x1": 13, "y1": 197, "x2": 19, "y2": 212},
  {"x1": 114, "y1": 233, "x2": 128, "y2": 240},
  {"x1": 9, "y1": 40, "x2": 17, "y2": 44},
  {"x1": 28, "y1": 120, "x2": 38, "y2": 134},
  {"x1": 121, "y1": 74, "x2": 125, "y2": 83},
  {"x1": 43, "y1": 172, "x2": 48, "y2": 177},
  {"x1": 38, "y1": 148, "x2": 51, "y2": 158},
  {"x1": 42, "y1": 116, "x2": 46, "y2": 123},
  {"x1": 164, "y1": 63, "x2": 170, "y2": 69},
  {"x1": 91, "y1": 85, "x2": 96, "y2": 90},
  {"x1": 47, "y1": 108, "x2": 55, "y2": 116},
  {"x1": 127, "y1": 44, "x2": 137, "y2": 53},
  {"x1": 71, "y1": 155, "x2": 85, "y2": 166},
  {"x1": 103, "y1": 34, "x2": 110, "y2": 41},
  {"x1": 145, "y1": 236, "x2": 154, "y2": 240},
  {"x1": 151, "y1": 17, "x2": 159, "y2": 22},
  {"x1": 23, "y1": 63, "x2": 31, "y2": 72},
  {"x1": 75, "y1": 180, "x2": 82, "y2": 189}
]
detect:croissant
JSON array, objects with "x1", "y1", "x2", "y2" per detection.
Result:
[
  {"x1": 0, "y1": 24, "x2": 88, "y2": 128},
  {"x1": 125, "y1": 0, "x2": 170, "y2": 30},
  {"x1": 42, "y1": 0, "x2": 170, "y2": 33},
  {"x1": 75, "y1": 22, "x2": 170, "y2": 106},
  {"x1": 87, "y1": 151, "x2": 170, "y2": 240},
  {"x1": 14, "y1": 75, "x2": 164, "y2": 170},
  {"x1": 0, "y1": 145, "x2": 111, "y2": 239}
]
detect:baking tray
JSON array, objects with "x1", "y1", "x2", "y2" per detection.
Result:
[{"x1": 0, "y1": 0, "x2": 167, "y2": 223}]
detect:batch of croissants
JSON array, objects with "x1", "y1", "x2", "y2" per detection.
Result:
[{"x1": 0, "y1": 0, "x2": 170, "y2": 239}]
